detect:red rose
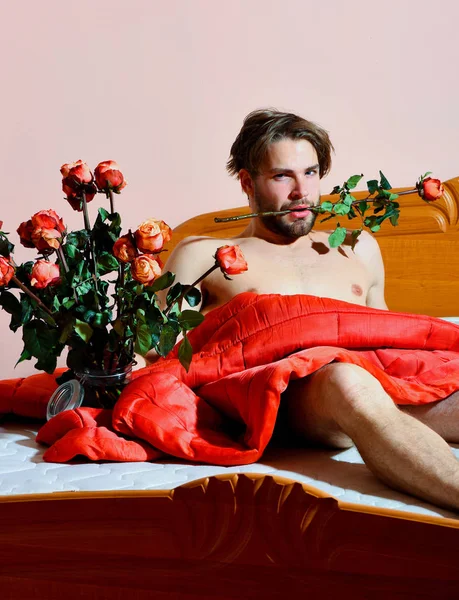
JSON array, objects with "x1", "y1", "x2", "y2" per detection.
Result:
[
  {"x1": 130, "y1": 254, "x2": 162, "y2": 285},
  {"x1": 0, "y1": 256, "x2": 14, "y2": 286},
  {"x1": 215, "y1": 245, "x2": 248, "y2": 275},
  {"x1": 29, "y1": 260, "x2": 60, "y2": 289},
  {"x1": 422, "y1": 177, "x2": 444, "y2": 202},
  {"x1": 60, "y1": 160, "x2": 93, "y2": 184},
  {"x1": 17, "y1": 219, "x2": 35, "y2": 248},
  {"x1": 134, "y1": 218, "x2": 172, "y2": 253},
  {"x1": 61, "y1": 160, "x2": 97, "y2": 210},
  {"x1": 113, "y1": 236, "x2": 137, "y2": 263},
  {"x1": 94, "y1": 160, "x2": 127, "y2": 193}
]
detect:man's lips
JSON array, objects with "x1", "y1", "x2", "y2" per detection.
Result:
[{"x1": 287, "y1": 205, "x2": 310, "y2": 218}]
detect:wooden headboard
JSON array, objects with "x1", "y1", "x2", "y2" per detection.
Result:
[{"x1": 167, "y1": 177, "x2": 459, "y2": 317}]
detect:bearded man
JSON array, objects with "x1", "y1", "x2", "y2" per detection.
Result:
[{"x1": 155, "y1": 108, "x2": 459, "y2": 511}]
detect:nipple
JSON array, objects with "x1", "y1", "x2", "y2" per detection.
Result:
[{"x1": 352, "y1": 284, "x2": 363, "y2": 297}]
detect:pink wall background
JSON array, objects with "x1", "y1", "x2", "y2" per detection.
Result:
[{"x1": 1, "y1": 0, "x2": 458, "y2": 378}]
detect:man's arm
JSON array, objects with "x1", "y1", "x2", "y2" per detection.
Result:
[{"x1": 354, "y1": 231, "x2": 388, "y2": 310}]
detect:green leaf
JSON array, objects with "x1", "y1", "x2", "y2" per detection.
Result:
[
  {"x1": 35, "y1": 354, "x2": 58, "y2": 374},
  {"x1": 178, "y1": 310, "x2": 205, "y2": 331},
  {"x1": 15, "y1": 347, "x2": 31, "y2": 366},
  {"x1": 0, "y1": 291, "x2": 21, "y2": 317},
  {"x1": 157, "y1": 324, "x2": 177, "y2": 357},
  {"x1": 379, "y1": 171, "x2": 392, "y2": 190},
  {"x1": 166, "y1": 282, "x2": 183, "y2": 305},
  {"x1": 346, "y1": 174, "x2": 363, "y2": 190},
  {"x1": 342, "y1": 194, "x2": 355, "y2": 207},
  {"x1": 134, "y1": 323, "x2": 152, "y2": 356},
  {"x1": 367, "y1": 180, "x2": 379, "y2": 195},
  {"x1": 22, "y1": 320, "x2": 58, "y2": 360},
  {"x1": 350, "y1": 229, "x2": 362, "y2": 250},
  {"x1": 390, "y1": 212, "x2": 400, "y2": 226},
  {"x1": 64, "y1": 244, "x2": 79, "y2": 259},
  {"x1": 370, "y1": 224, "x2": 381, "y2": 232},
  {"x1": 97, "y1": 251, "x2": 119, "y2": 273},
  {"x1": 358, "y1": 201, "x2": 369, "y2": 214},
  {"x1": 178, "y1": 334, "x2": 193, "y2": 372},
  {"x1": 320, "y1": 201, "x2": 334, "y2": 212},
  {"x1": 0, "y1": 237, "x2": 14, "y2": 258},
  {"x1": 333, "y1": 203, "x2": 350, "y2": 215},
  {"x1": 98, "y1": 207, "x2": 110, "y2": 222},
  {"x1": 184, "y1": 287, "x2": 202, "y2": 308},
  {"x1": 74, "y1": 319, "x2": 93, "y2": 342},
  {"x1": 328, "y1": 226, "x2": 347, "y2": 248},
  {"x1": 146, "y1": 271, "x2": 175, "y2": 293}
]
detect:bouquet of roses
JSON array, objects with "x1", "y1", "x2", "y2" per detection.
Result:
[{"x1": 0, "y1": 160, "x2": 248, "y2": 383}]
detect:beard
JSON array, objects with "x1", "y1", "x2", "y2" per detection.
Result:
[{"x1": 253, "y1": 191, "x2": 319, "y2": 238}]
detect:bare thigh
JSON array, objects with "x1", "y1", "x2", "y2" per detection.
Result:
[
  {"x1": 400, "y1": 391, "x2": 459, "y2": 443},
  {"x1": 282, "y1": 363, "x2": 459, "y2": 447},
  {"x1": 282, "y1": 366, "x2": 358, "y2": 449}
]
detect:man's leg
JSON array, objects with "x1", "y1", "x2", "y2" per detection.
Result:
[{"x1": 283, "y1": 363, "x2": 459, "y2": 511}]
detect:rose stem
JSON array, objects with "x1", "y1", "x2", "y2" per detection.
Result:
[
  {"x1": 11, "y1": 275, "x2": 53, "y2": 316},
  {"x1": 81, "y1": 190, "x2": 100, "y2": 303},
  {"x1": 164, "y1": 263, "x2": 219, "y2": 316},
  {"x1": 108, "y1": 189, "x2": 115, "y2": 214},
  {"x1": 214, "y1": 188, "x2": 420, "y2": 223}
]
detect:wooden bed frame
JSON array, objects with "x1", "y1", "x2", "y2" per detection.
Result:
[{"x1": 2, "y1": 177, "x2": 459, "y2": 599}]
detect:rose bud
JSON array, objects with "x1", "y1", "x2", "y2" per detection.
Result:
[
  {"x1": 134, "y1": 218, "x2": 172, "y2": 253},
  {"x1": 0, "y1": 221, "x2": 3, "y2": 230},
  {"x1": 131, "y1": 254, "x2": 162, "y2": 285},
  {"x1": 17, "y1": 219, "x2": 35, "y2": 248},
  {"x1": 29, "y1": 260, "x2": 60, "y2": 289},
  {"x1": 422, "y1": 177, "x2": 444, "y2": 202},
  {"x1": 62, "y1": 160, "x2": 97, "y2": 210},
  {"x1": 215, "y1": 245, "x2": 248, "y2": 276},
  {"x1": 113, "y1": 235, "x2": 137, "y2": 263},
  {"x1": 94, "y1": 160, "x2": 127, "y2": 193},
  {"x1": 60, "y1": 160, "x2": 93, "y2": 184},
  {"x1": 0, "y1": 256, "x2": 14, "y2": 286}
]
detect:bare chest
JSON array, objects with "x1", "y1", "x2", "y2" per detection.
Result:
[{"x1": 202, "y1": 239, "x2": 371, "y2": 311}]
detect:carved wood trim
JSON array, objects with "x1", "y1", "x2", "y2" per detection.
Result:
[{"x1": 1, "y1": 474, "x2": 459, "y2": 598}]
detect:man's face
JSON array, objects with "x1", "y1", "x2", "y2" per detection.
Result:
[{"x1": 248, "y1": 138, "x2": 321, "y2": 238}]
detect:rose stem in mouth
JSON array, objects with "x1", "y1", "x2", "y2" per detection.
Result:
[{"x1": 214, "y1": 207, "x2": 312, "y2": 223}]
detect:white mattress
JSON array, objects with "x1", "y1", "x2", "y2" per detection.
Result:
[{"x1": 1, "y1": 420, "x2": 458, "y2": 521}]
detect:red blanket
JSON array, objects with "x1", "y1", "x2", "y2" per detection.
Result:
[{"x1": 4, "y1": 293, "x2": 459, "y2": 465}]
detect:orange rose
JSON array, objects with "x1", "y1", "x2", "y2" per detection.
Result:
[
  {"x1": 30, "y1": 210, "x2": 65, "y2": 251},
  {"x1": 31, "y1": 210, "x2": 65, "y2": 234},
  {"x1": 422, "y1": 177, "x2": 444, "y2": 202},
  {"x1": 215, "y1": 245, "x2": 248, "y2": 275},
  {"x1": 130, "y1": 254, "x2": 162, "y2": 285},
  {"x1": 0, "y1": 256, "x2": 14, "y2": 286},
  {"x1": 113, "y1": 236, "x2": 137, "y2": 263},
  {"x1": 29, "y1": 260, "x2": 60, "y2": 289},
  {"x1": 17, "y1": 219, "x2": 35, "y2": 248},
  {"x1": 94, "y1": 160, "x2": 127, "y2": 193},
  {"x1": 134, "y1": 218, "x2": 172, "y2": 253}
]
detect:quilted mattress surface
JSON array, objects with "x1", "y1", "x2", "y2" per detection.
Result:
[{"x1": 1, "y1": 420, "x2": 458, "y2": 521}]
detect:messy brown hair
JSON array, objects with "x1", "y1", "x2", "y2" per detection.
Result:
[{"x1": 226, "y1": 108, "x2": 334, "y2": 179}]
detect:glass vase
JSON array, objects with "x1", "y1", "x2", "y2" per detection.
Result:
[{"x1": 47, "y1": 362, "x2": 134, "y2": 420}]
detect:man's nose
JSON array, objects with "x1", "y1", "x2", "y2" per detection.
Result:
[{"x1": 289, "y1": 177, "x2": 308, "y2": 200}]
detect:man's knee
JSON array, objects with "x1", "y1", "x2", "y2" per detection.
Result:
[{"x1": 309, "y1": 362, "x2": 397, "y2": 427}]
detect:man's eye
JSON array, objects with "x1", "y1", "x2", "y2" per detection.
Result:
[
  {"x1": 274, "y1": 174, "x2": 286, "y2": 179},
  {"x1": 306, "y1": 169, "x2": 318, "y2": 176}
]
